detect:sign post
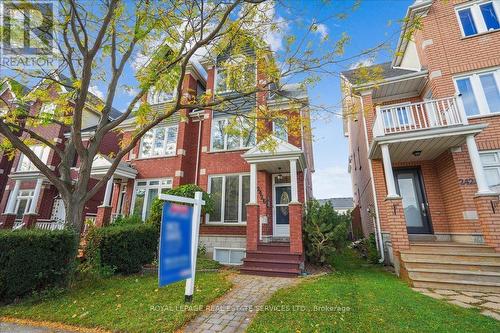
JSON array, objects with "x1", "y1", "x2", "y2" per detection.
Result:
[{"x1": 158, "y1": 191, "x2": 205, "y2": 303}]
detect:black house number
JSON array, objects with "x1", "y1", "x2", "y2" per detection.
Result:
[{"x1": 459, "y1": 178, "x2": 476, "y2": 186}]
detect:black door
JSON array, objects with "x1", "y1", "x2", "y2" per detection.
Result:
[{"x1": 394, "y1": 168, "x2": 432, "y2": 234}]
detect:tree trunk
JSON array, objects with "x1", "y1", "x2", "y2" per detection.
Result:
[{"x1": 64, "y1": 196, "x2": 86, "y2": 236}]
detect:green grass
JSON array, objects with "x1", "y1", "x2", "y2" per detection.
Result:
[
  {"x1": 248, "y1": 250, "x2": 500, "y2": 333},
  {"x1": 0, "y1": 271, "x2": 231, "y2": 333}
]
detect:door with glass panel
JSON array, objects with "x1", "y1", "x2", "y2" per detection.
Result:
[
  {"x1": 394, "y1": 168, "x2": 432, "y2": 234},
  {"x1": 273, "y1": 174, "x2": 291, "y2": 237}
]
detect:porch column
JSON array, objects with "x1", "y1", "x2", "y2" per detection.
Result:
[
  {"x1": 96, "y1": 176, "x2": 114, "y2": 228},
  {"x1": 5, "y1": 180, "x2": 21, "y2": 214},
  {"x1": 466, "y1": 135, "x2": 495, "y2": 195},
  {"x1": 249, "y1": 163, "x2": 257, "y2": 204},
  {"x1": 289, "y1": 159, "x2": 298, "y2": 202},
  {"x1": 28, "y1": 178, "x2": 43, "y2": 214},
  {"x1": 381, "y1": 144, "x2": 399, "y2": 198},
  {"x1": 102, "y1": 176, "x2": 114, "y2": 206}
]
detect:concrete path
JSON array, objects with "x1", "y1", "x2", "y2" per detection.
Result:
[
  {"x1": 413, "y1": 288, "x2": 500, "y2": 320},
  {"x1": 0, "y1": 322, "x2": 76, "y2": 333},
  {"x1": 183, "y1": 273, "x2": 298, "y2": 333}
]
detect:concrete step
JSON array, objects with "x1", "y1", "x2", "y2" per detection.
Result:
[
  {"x1": 408, "y1": 234, "x2": 437, "y2": 242},
  {"x1": 257, "y1": 242, "x2": 291, "y2": 253},
  {"x1": 242, "y1": 257, "x2": 301, "y2": 270},
  {"x1": 404, "y1": 261, "x2": 500, "y2": 273},
  {"x1": 412, "y1": 279, "x2": 500, "y2": 293},
  {"x1": 401, "y1": 252, "x2": 500, "y2": 266},
  {"x1": 409, "y1": 242, "x2": 495, "y2": 254},
  {"x1": 408, "y1": 268, "x2": 500, "y2": 284},
  {"x1": 245, "y1": 250, "x2": 302, "y2": 261},
  {"x1": 239, "y1": 266, "x2": 300, "y2": 277}
]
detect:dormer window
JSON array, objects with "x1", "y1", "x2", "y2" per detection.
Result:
[
  {"x1": 456, "y1": 1, "x2": 500, "y2": 37},
  {"x1": 147, "y1": 88, "x2": 175, "y2": 105}
]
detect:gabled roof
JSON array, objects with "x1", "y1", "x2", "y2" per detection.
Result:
[
  {"x1": 242, "y1": 136, "x2": 306, "y2": 169},
  {"x1": 90, "y1": 154, "x2": 137, "y2": 180}
]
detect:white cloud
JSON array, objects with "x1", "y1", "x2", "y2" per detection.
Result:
[
  {"x1": 313, "y1": 23, "x2": 328, "y2": 40},
  {"x1": 312, "y1": 166, "x2": 353, "y2": 199},
  {"x1": 89, "y1": 85, "x2": 104, "y2": 100},
  {"x1": 349, "y1": 58, "x2": 375, "y2": 70}
]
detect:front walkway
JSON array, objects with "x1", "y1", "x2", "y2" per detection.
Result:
[
  {"x1": 183, "y1": 274, "x2": 298, "y2": 333},
  {"x1": 413, "y1": 288, "x2": 500, "y2": 320}
]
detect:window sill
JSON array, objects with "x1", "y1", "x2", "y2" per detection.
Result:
[
  {"x1": 461, "y1": 28, "x2": 500, "y2": 40},
  {"x1": 204, "y1": 222, "x2": 247, "y2": 226},
  {"x1": 467, "y1": 112, "x2": 500, "y2": 120},
  {"x1": 130, "y1": 154, "x2": 178, "y2": 162},
  {"x1": 208, "y1": 147, "x2": 253, "y2": 154}
]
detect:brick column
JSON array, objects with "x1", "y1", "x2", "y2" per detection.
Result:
[
  {"x1": 22, "y1": 214, "x2": 38, "y2": 228},
  {"x1": 0, "y1": 214, "x2": 16, "y2": 229},
  {"x1": 246, "y1": 204, "x2": 259, "y2": 251},
  {"x1": 385, "y1": 197, "x2": 410, "y2": 253},
  {"x1": 474, "y1": 195, "x2": 500, "y2": 251},
  {"x1": 289, "y1": 203, "x2": 303, "y2": 254},
  {"x1": 95, "y1": 206, "x2": 112, "y2": 228}
]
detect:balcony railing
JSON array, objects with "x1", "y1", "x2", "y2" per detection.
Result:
[{"x1": 373, "y1": 96, "x2": 468, "y2": 137}]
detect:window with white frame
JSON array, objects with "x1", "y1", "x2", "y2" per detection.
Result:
[
  {"x1": 131, "y1": 178, "x2": 173, "y2": 221},
  {"x1": 139, "y1": 125, "x2": 178, "y2": 158},
  {"x1": 208, "y1": 174, "x2": 250, "y2": 224},
  {"x1": 480, "y1": 150, "x2": 500, "y2": 192},
  {"x1": 40, "y1": 103, "x2": 56, "y2": 115},
  {"x1": 211, "y1": 116, "x2": 256, "y2": 151},
  {"x1": 213, "y1": 248, "x2": 246, "y2": 265},
  {"x1": 215, "y1": 56, "x2": 256, "y2": 94},
  {"x1": 456, "y1": 1, "x2": 500, "y2": 37},
  {"x1": 15, "y1": 190, "x2": 34, "y2": 219},
  {"x1": 17, "y1": 145, "x2": 50, "y2": 172},
  {"x1": 455, "y1": 69, "x2": 500, "y2": 117},
  {"x1": 382, "y1": 104, "x2": 413, "y2": 128},
  {"x1": 273, "y1": 118, "x2": 288, "y2": 141},
  {"x1": 147, "y1": 88, "x2": 175, "y2": 105}
]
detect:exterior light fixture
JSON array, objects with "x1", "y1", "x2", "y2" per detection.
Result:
[
  {"x1": 277, "y1": 167, "x2": 283, "y2": 181},
  {"x1": 412, "y1": 150, "x2": 422, "y2": 157}
]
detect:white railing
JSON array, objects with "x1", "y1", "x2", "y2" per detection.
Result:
[
  {"x1": 36, "y1": 220, "x2": 65, "y2": 230},
  {"x1": 373, "y1": 96, "x2": 468, "y2": 137},
  {"x1": 13, "y1": 221, "x2": 24, "y2": 230}
]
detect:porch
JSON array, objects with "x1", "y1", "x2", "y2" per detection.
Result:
[{"x1": 369, "y1": 97, "x2": 500, "y2": 267}]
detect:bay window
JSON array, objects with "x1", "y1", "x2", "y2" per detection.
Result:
[
  {"x1": 480, "y1": 150, "x2": 500, "y2": 192},
  {"x1": 15, "y1": 190, "x2": 34, "y2": 219},
  {"x1": 139, "y1": 125, "x2": 178, "y2": 158},
  {"x1": 456, "y1": 1, "x2": 500, "y2": 37},
  {"x1": 455, "y1": 68, "x2": 500, "y2": 117},
  {"x1": 211, "y1": 116, "x2": 256, "y2": 151},
  {"x1": 131, "y1": 178, "x2": 173, "y2": 220},
  {"x1": 208, "y1": 174, "x2": 250, "y2": 224},
  {"x1": 17, "y1": 145, "x2": 50, "y2": 172}
]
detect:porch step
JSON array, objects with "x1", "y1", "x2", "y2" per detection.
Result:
[
  {"x1": 257, "y1": 242, "x2": 291, "y2": 252},
  {"x1": 239, "y1": 266, "x2": 301, "y2": 278},
  {"x1": 408, "y1": 234, "x2": 437, "y2": 242},
  {"x1": 241, "y1": 242, "x2": 302, "y2": 277},
  {"x1": 400, "y1": 242, "x2": 500, "y2": 292},
  {"x1": 242, "y1": 257, "x2": 301, "y2": 270},
  {"x1": 245, "y1": 250, "x2": 302, "y2": 261}
]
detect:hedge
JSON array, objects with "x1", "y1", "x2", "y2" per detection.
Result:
[
  {"x1": 87, "y1": 223, "x2": 158, "y2": 275},
  {"x1": 0, "y1": 229, "x2": 78, "y2": 302}
]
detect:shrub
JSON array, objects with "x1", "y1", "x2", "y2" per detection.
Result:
[
  {"x1": 85, "y1": 223, "x2": 158, "y2": 275},
  {"x1": 112, "y1": 214, "x2": 142, "y2": 226},
  {"x1": 354, "y1": 233, "x2": 380, "y2": 264},
  {"x1": 146, "y1": 184, "x2": 213, "y2": 231},
  {"x1": 303, "y1": 200, "x2": 350, "y2": 265},
  {"x1": 0, "y1": 229, "x2": 78, "y2": 302}
]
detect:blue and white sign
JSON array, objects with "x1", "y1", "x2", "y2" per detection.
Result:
[{"x1": 158, "y1": 202, "x2": 193, "y2": 287}]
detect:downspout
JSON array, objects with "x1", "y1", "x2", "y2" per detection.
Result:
[
  {"x1": 190, "y1": 110, "x2": 204, "y2": 186},
  {"x1": 356, "y1": 93, "x2": 385, "y2": 263}
]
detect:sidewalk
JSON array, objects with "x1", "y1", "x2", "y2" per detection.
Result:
[
  {"x1": 0, "y1": 322, "x2": 76, "y2": 333},
  {"x1": 182, "y1": 274, "x2": 298, "y2": 333}
]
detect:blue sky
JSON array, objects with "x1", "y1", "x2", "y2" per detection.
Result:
[{"x1": 305, "y1": 0, "x2": 413, "y2": 199}]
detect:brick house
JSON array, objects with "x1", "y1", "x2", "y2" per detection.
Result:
[
  {"x1": 0, "y1": 76, "x2": 122, "y2": 230},
  {"x1": 343, "y1": 0, "x2": 500, "y2": 291},
  {"x1": 106, "y1": 48, "x2": 313, "y2": 275}
]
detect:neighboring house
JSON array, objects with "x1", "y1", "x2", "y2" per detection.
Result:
[
  {"x1": 343, "y1": 0, "x2": 500, "y2": 291},
  {"x1": 318, "y1": 197, "x2": 354, "y2": 214},
  {"x1": 0, "y1": 76, "x2": 122, "y2": 230},
  {"x1": 110, "y1": 47, "x2": 313, "y2": 276}
]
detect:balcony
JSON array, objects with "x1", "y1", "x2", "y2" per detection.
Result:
[
  {"x1": 369, "y1": 96, "x2": 487, "y2": 162},
  {"x1": 373, "y1": 96, "x2": 468, "y2": 137}
]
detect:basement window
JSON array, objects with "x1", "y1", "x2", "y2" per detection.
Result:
[{"x1": 213, "y1": 248, "x2": 245, "y2": 265}]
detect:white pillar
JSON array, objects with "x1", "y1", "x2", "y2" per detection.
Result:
[
  {"x1": 381, "y1": 144, "x2": 399, "y2": 198},
  {"x1": 290, "y1": 159, "x2": 298, "y2": 202},
  {"x1": 466, "y1": 134, "x2": 495, "y2": 195},
  {"x1": 28, "y1": 178, "x2": 43, "y2": 214},
  {"x1": 5, "y1": 180, "x2": 21, "y2": 214},
  {"x1": 103, "y1": 176, "x2": 114, "y2": 206},
  {"x1": 249, "y1": 163, "x2": 257, "y2": 204}
]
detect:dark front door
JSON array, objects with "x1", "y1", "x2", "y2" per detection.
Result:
[{"x1": 394, "y1": 168, "x2": 432, "y2": 234}]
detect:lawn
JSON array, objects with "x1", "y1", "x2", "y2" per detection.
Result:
[
  {"x1": 0, "y1": 270, "x2": 231, "y2": 333},
  {"x1": 248, "y1": 250, "x2": 500, "y2": 333}
]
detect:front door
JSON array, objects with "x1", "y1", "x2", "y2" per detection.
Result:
[
  {"x1": 273, "y1": 174, "x2": 291, "y2": 237},
  {"x1": 394, "y1": 168, "x2": 432, "y2": 234}
]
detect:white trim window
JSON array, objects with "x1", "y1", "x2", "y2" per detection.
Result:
[
  {"x1": 455, "y1": 68, "x2": 500, "y2": 117},
  {"x1": 213, "y1": 247, "x2": 246, "y2": 265},
  {"x1": 456, "y1": 1, "x2": 500, "y2": 37},
  {"x1": 147, "y1": 88, "x2": 175, "y2": 105},
  {"x1": 211, "y1": 116, "x2": 256, "y2": 151},
  {"x1": 17, "y1": 145, "x2": 50, "y2": 172},
  {"x1": 40, "y1": 103, "x2": 56, "y2": 115},
  {"x1": 215, "y1": 55, "x2": 256, "y2": 94},
  {"x1": 131, "y1": 178, "x2": 173, "y2": 220},
  {"x1": 139, "y1": 125, "x2": 178, "y2": 158},
  {"x1": 480, "y1": 150, "x2": 500, "y2": 192},
  {"x1": 208, "y1": 174, "x2": 250, "y2": 224},
  {"x1": 15, "y1": 190, "x2": 34, "y2": 219}
]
